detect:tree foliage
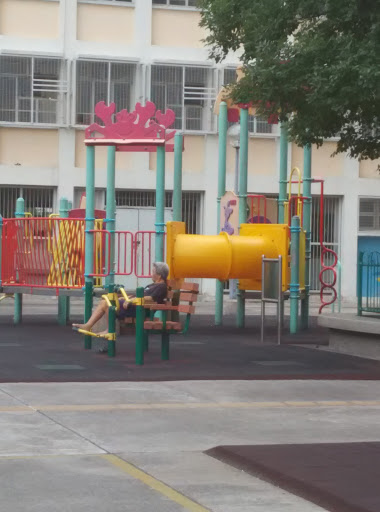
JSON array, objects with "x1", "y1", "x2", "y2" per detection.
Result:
[{"x1": 199, "y1": 0, "x2": 380, "y2": 161}]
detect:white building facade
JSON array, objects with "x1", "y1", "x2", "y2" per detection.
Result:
[{"x1": 0, "y1": 0, "x2": 379, "y2": 299}]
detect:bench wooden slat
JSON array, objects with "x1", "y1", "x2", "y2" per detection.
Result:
[
  {"x1": 179, "y1": 292, "x2": 198, "y2": 303},
  {"x1": 165, "y1": 321, "x2": 182, "y2": 331},
  {"x1": 177, "y1": 305, "x2": 195, "y2": 314},
  {"x1": 144, "y1": 321, "x2": 163, "y2": 330}
]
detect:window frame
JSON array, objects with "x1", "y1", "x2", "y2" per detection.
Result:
[
  {"x1": 0, "y1": 55, "x2": 69, "y2": 128},
  {"x1": 150, "y1": 63, "x2": 217, "y2": 134},
  {"x1": 152, "y1": 0, "x2": 198, "y2": 10},
  {"x1": 359, "y1": 197, "x2": 380, "y2": 234},
  {"x1": 74, "y1": 59, "x2": 138, "y2": 127},
  {"x1": 77, "y1": 0, "x2": 134, "y2": 6}
]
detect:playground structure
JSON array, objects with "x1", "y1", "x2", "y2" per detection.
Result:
[{"x1": 0, "y1": 97, "x2": 338, "y2": 361}]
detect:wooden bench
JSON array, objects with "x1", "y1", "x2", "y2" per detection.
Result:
[{"x1": 142, "y1": 280, "x2": 199, "y2": 361}]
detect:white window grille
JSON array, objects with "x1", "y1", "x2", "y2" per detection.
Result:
[
  {"x1": 223, "y1": 67, "x2": 273, "y2": 135},
  {"x1": 0, "y1": 186, "x2": 55, "y2": 218},
  {"x1": 0, "y1": 56, "x2": 68, "y2": 125},
  {"x1": 75, "y1": 60, "x2": 136, "y2": 125},
  {"x1": 310, "y1": 195, "x2": 342, "y2": 291},
  {"x1": 151, "y1": 65, "x2": 217, "y2": 132},
  {"x1": 153, "y1": 0, "x2": 198, "y2": 7},
  {"x1": 359, "y1": 198, "x2": 380, "y2": 231},
  {"x1": 75, "y1": 188, "x2": 203, "y2": 234},
  {"x1": 79, "y1": 0, "x2": 132, "y2": 3}
]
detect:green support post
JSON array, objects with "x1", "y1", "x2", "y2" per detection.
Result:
[
  {"x1": 58, "y1": 197, "x2": 70, "y2": 326},
  {"x1": 135, "y1": 287, "x2": 145, "y2": 365},
  {"x1": 237, "y1": 107, "x2": 249, "y2": 328},
  {"x1": 107, "y1": 286, "x2": 116, "y2": 357},
  {"x1": 215, "y1": 102, "x2": 228, "y2": 326},
  {"x1": 14, "y1": 197, "x2": 25, "y2": 325},
  {"x1": 105, "y1": 146, "x2": 116, "y2": 289},
  {"x1": 278, "y1": 122, "x2": 288, "y2": 224},
  {"x1": 173, "y1": 133, "x2": 183, "y2": 222},
  {"x1": 357, "y1": 252, "x2": 363, "y2": 316},
  {"x1": 301, "y1": 144, "x2": 312, "y2": 328},
  {"x1": 155, "y1": 145, "x2": 165, "y2": 262},
  {"x1": 290, "y1": 215, "x2": 301, "y2": 334},
  {"x1": 84, "y1": 145, "x2": 95, "y2": 350}
]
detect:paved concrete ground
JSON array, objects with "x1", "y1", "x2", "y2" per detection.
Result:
[{"x1": 1, "y1": 380, "x2": 380, "y2": 511}]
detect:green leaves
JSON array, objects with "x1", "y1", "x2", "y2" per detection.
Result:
[{"x1": 200, "y1": 0, "x2": 380, "y2": 161}]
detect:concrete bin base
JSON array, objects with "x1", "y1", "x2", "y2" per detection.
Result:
[{"x1": 318, "y1": 314, "x2": 380, "y2": 361}]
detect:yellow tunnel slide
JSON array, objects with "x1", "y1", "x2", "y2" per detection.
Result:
[{"x1": 166, "y1": 221, "x2": 291, "y2": 291}]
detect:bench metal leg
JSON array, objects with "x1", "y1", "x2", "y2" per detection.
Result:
[{"x1": 161, "y1": 332, "x2": 170, "y2": 360}]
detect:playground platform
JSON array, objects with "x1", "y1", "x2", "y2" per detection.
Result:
[{"x1": 1, "y1": 313, "x2": 380, "y2": 383}]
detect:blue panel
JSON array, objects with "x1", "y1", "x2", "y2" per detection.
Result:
[{"x1": 358, "y1": 237, "x2": 380, "y2": 297}]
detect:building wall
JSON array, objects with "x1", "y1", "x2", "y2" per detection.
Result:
[
  {"x1": 0, "y1": 0, "x2": 377, "y2": 301},
  {"x1": 0, "y1": 0, "x2": 59, "y2": 39}
]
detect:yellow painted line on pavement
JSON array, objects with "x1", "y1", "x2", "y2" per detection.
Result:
[
  {"x1": 102, "y1": 454, "x2": 211, "y2": 512},
  {"x1": 0, "y1": 399, "x2": 380, "y2": 414}
]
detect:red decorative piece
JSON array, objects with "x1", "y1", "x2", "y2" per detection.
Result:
[{"x1": 85, "y1": 101, "x2": 176, "y2": 150}]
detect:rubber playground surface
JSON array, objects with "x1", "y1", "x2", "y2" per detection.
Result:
[
  {"x1": 1, "y1": 313, "x2": 380, "y2": 383},
  {"x1": 207, "y1": 442, "x2": 380, "y2": 512}
]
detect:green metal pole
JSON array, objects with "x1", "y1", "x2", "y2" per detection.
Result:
[
  {"x1": 278, "y1": 122, "x2": 288, "y2": 224},
  {"x1": 107, "y1": 300, "x2": 116, "y2": 357},
  {"x1": 290, "y1": 215, "x2": 301, "y2": 334},
  {"x1": 58, "y1": 197, "x2": 70, "y2": 326},
  {"x1": 105, "y1": 146, "x2": 116, "y2": 288},
  {"x1": 237, "y1": 107, "x2": 249, "y2": 328},
  {"x1": 215, "y1": 102, "x2": 228, "y2": 326},
  {"x1": 135, "y1": 286, "x2": 145, "y2": 365},
  {"x1": 301, "y1": 144, "x2": 312, "y2": 329},
  {"x1": 155, "y1": 145, "x2": 165, "y2": 262},
  {"x1": 173, "y1": 133, "x2": 183, "y2": 222},
  {"x1": 357, "y1": 252, "x2": 363, "y2": 316},
  {"x1": 14, "y1": 197, "x2": 25, "y2": 325},
  {"x1": 84, "y1": 145, "x2": 95, "y2": 350}
]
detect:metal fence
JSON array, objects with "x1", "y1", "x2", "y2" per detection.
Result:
[
  {"x1": 76, "y1": 60, "x2": 136, "y2": 125},
  {"x1": 75, "y1": 188, "x2": 203, "y2": 235},
  {"x1": 0, "y1": 55, "x2": 68, "y2": 125},
  {"x1": 0, "y1": 187, "x2": 55, "y2": 218},
  {"x1": 151, "y1": 65, "x2": 217, "y2": 132},
  {"x1": 357, "y1": 251, "x2": 380, "y2": 315},
  {"x1": 310, "y1": 196, "x2": 342, "y2": 291}
]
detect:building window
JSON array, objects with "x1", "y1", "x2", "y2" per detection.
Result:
[
  {"x1": 359, "y1": 198, "x2": 380, "y2": 231},
  {"x1": 153, "y1": 0, "x2": 198, "y2": 7},
  {"x1": 75, "y1": 61, "x2": 136, "y2": 125},
  {"x1": 0, "y1": 186, "x2": 55, "y2": 218},
  {"x1": 223, "y1": 67, "x2": 273, "y2": 135},
  {"x1": 151, "y1": 65, "x2": 216, "y2": 132},
  {"x1": 0, "y1": 56, "x2": 68, "y2": 125}
]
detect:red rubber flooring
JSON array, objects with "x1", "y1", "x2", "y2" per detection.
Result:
[
  {"x1": 1, "y1": 314, "x2": 380, "y2": 382},
  {"x1": 206, "y1": 442, "x2": 380, "y2": 512}
]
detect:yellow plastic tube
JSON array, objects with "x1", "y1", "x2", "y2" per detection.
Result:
[{"x1": 172, "y1": 232, "x2": 278, "y2": 281}]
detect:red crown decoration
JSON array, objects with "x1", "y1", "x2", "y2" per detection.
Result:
[{"x1": 85, "y1": 101, "x2": 177, "y2": 152}]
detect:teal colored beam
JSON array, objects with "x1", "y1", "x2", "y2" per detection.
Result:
[
  {"x1": 278, "y1": 122, "x2": 288, "y2": 224},
  {"x1": 155, "y1": 145, "x2": 165, "y2": 262},
  {"x1": 215, "y1": 102, "x2": 228, "y2": 326},
  {"x1": 14, "y1": 198, "x2": 25, "y2": 325},
  {"x1": 105, "y1": 146, "x2": 116, "y2": 288},
  {"x1": 58, "y1": 197, "x2": 70, "y2": 326},
  {"x1": 84, "y1": 145, "x2": 95, "y2": 349},
  {"x1": 290, "y1": 215, "x2": 301, "y2": 334},
  {"x1": 301, "y1": 144, "x2": 312, "y2": 328},
  {"x1": 173, "y1": 133, "x2": 183, "y2": 222},
  {"x1": 237, "y1": 107, "x2": 249, "y2": 328}
]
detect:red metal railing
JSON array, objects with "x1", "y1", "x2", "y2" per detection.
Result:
[
  {"x1": 1, "y1": 218, "x2": 86, "y2": 289},
  {"x1": 247, "y1": 194, "x2": 267, "y2": 223},
  {"x1": 1, "y1": 221, "x2": 165, "y2": 288},
  {"x1": 115, "y1": 230, "x2": 134, "y2": 276}
]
